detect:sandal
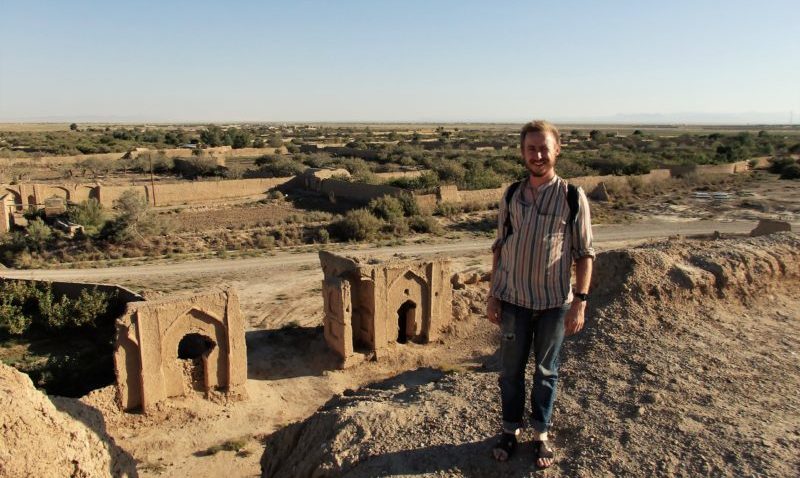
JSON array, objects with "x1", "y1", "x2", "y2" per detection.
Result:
[
  {"x1": 492, "y1": 432, "x2": 518, "y2": 462},
  {"x1": 534, "y1": 440, "x2": 555, "y2": 469}
]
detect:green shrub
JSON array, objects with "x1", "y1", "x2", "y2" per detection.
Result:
[
  {"x1": 315, "y1": 228, "x2": 330, "y2": 244},
  {"x1": 435, "y1": 202, "x2": 461, "y2": 217},
  {"x1": 173, "y1": 156, "x2": 220, "y2": 179},
  {"x1": 368, "y1": 195, "x2": 405, "y2": 222},
  {"x1": 25, "y1": 218, "x2": 52, "y2": 251},
  {"x1": 408, "y1": 215, "x2": 443, "y2": 235},
  {"x1": 101, "y1": 190, "x2": 167, "y2": 243},
  {"x1": 770, "y1": 157, "x2": 797, "y2": 174},
  {"x1": 0, "y1": 281, "x2": 110, "y2": 335},
  {"x1": 67, "y1": 199, "x2": 105, "y2": 232},
  {"x1": 330, "y1": 209, "x2": 383, "y2": 241},
  {"x1": 397, "y1": 193, "x2": 420, "y2": 216},
  {"x1": 250, "y1": 156, "x2": 305, "y2": 177},
  {"x1": 780, "y1": 164, "x2": 800, "y2": 180},
  {"x1": 0, "y1": 302, "x2": 29, "y2": 335}
]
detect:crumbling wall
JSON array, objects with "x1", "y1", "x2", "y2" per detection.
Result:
[
  {"x1": 374, "y1": 170, "x2": 426, "y2": 180},
  {"x1": 318, "y1": 252, "x2": 452, "y2": 368},
  {"x1": 94, "y1": 177, "x2": 292, "y2": 207},
  {"x1": 437, "y1": 185, "x2": 461, "y2": 203},
  {"x1": 319, "y1": 179, "x2": 406, "y2": 204},
  {"x1": 456, "y1": 186, "x2": 505, "y2": 205},
  {"x1": 114, "y1": 288, "x2": 247, "y2": 413}
]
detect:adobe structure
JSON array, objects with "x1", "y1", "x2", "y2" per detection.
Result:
[
  {"x1": 114, "y1": 288, "x2": 247, "y2": 413},
  {"x1": 319, "y1": 251, "x2": 453, "y2": 368}
]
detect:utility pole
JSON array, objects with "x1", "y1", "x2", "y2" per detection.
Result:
[{"x1": 149, "y1": 155, "x2": 157, "y2": 207}]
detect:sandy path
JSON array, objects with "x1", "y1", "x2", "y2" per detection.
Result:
[{"x1": 0, "y1": 219, "x2": 764, "y2": 283}]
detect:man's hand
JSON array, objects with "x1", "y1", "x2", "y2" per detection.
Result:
[
  {"x1": 564, "y1": 300, "x2": 586, "y2": 336},
  {"x1": 487, "y1": 296, "x2": 502, "y2": 325}
]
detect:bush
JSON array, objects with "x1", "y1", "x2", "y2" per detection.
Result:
[
  {"x1": 397, "y1": 193, "x2": 420, "y2": 216},
  {"x1": 102, "y1": 190, "x2": 166, "y2": 243},
  {"x1": 0, "y1": 281, "x2": 110, "y2": 335},
  {"x1": 368, "y1": 195, "x2": 405, "y2": 222},
  {"x1": 408, "y1": 215, "x2": 443, "y2": 235},
  {"x1": 250, "y1": 156, "x2": 305, "y2": 177},
  {"x1": 329, "y1": 209, "x2": 383, "y2": 241},
  {"x1": 173, "y1": 156, "x2": 220, "y2": 179},
  {"x1": 770, "y1": 157, "x2": 797, "y2": 174},
  {"x1": 25, "y1": 218, "x2": 52, "y2": 251},
  {"x1": 780, "y1": 164, "x2": 800, "y2": 180},
  {"x1": 67, "y1": 199, "x2": 105, "y2": 232}
]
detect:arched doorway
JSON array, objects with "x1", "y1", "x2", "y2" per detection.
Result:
[
  {"x1": 177, "y1": 333, "x2": 216, "y2": 392},
  {"x1": 397, "y1": 300, "x2": 417, "y2": 344}
]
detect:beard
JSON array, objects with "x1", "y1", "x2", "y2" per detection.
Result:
[{"x1": 526, "y1": 160, "x2": 555, "y2": 178}]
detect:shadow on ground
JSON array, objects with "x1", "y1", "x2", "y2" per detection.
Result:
[
  {"x1": 50, "y1": 397, "x2": 140, "y2": 477},
  {"x1": 245, "y1": 325, "x2": 341, "y2": 380}
]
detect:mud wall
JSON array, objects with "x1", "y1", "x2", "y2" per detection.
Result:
[
  {"x1": 0, "y1": 277, "x2": 144, "y2": 304},
  {"x1": 320, "y1": 179, "x2": 406, "y2": 204},
  {"x1": 4, "y1": 146, "x2": 282, "y2": 167},
  {"x1": 127, "y1": 177, "x2": 292, "y2": 207},
  {"x1": 374, "y1": 170, "x2": 426, "y2": 180}
]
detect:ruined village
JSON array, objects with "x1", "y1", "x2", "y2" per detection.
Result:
[{"x1": 0, "y1": 120, "x2": 798, "y2": 478}]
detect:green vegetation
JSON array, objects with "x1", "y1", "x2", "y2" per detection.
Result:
[{"x1": 0, "y1": 280, "x2": 118, "y2": 397}]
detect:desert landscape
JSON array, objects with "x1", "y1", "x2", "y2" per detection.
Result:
[{"x1": 1, "y1": 119, "x2": 799, "y2": 477}]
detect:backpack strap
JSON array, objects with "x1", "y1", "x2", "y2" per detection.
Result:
[
  {"x1": 502, "y1": 180, "x2": 580, "y2": 239},
  {"x1": 567, "y1": 183, "x2": 579, "y2": 225},
  {"x1": 502, "y1": 180, "x2": 524, "y2": 238}
]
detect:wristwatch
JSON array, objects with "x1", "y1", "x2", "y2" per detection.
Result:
[{"x1": 573, "y1": 291, "x2": 589, "y2": 302}]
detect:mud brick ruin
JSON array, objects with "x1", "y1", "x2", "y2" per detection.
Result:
[
  {"x1": 319, "y1": 251, "x2": 453, "y2": 367},
  {"x1": 114, "y1": 288, "x2": 247, "y2": 413}
]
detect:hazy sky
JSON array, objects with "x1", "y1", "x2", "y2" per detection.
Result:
[{"x1": 1, "y1": 0, "x2": 798, "y2": 123}]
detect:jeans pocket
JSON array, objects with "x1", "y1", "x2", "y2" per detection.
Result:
[{"x1": 500, "y1": 304, "x2": 516, "y2": 342}]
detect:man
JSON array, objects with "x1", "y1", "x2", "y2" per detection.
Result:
[{"x1": 487, "y1": 120, "x2": 594, "y2": 468}]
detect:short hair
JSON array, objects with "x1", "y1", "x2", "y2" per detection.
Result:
[{"x1": 519, "y1": 120, "x2": 560, "y2": 150}]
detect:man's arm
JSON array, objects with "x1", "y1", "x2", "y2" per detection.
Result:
[
  {"x1": 565, "y1": 187, "x2": 595, "y2": 336},
  {"x1": 487, "y1": 187, "x2": 510, "y2": 326},
  {"x1": 564, "y1": 256, "x2": 593, "y2": 335},
  {"x1": 487, "y1": 247, "x2": 502, "y2": 324}
]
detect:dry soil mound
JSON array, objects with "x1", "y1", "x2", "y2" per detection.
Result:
[
  {"x1": 0, "y1": 363, "x2": 137, "y2": 478},
  {"x1": 261, "y1": 233, "x2": 800, "y2": 478}
]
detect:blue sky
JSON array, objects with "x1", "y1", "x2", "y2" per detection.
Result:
[{"x1": 1, "y1": 0, "x2": 798, "y2": 123}]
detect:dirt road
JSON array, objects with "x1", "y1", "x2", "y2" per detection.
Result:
[{"x1": 0, "y1": 219, "x2": 766, "y2": 282}]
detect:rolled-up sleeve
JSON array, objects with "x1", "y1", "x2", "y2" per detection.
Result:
[{"x1": 571, "y1": 187, "x2": 595, "y2": 259}]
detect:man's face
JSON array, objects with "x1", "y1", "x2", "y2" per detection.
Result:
[{"x1": 522, "y1": 131, "x2": 560, "y2": 178}]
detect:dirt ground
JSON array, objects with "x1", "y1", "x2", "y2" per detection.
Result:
[
  {"x1": 2, "y1": 173, "x2": 799, "y2": 477},
  {"x1": 260, "y1": 233, "x2": 800, "y2": 478}
]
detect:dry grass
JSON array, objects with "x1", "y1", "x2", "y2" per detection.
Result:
[{"x1": 0, "y1": 123, "x2": 73, "y2": 132}]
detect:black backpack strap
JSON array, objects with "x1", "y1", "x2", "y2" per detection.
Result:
[
  {"x1": 502, "y1": 180, "x2": 524, "y2": 238},
  {"x1": 567, "y1": 184, "x2": 579, "y2": 225}
]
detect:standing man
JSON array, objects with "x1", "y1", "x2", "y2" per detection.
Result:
[{"x1": 487, "y1": 120, "x2": 594, "y2": 468}]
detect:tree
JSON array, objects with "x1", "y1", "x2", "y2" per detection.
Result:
[
  {"x1": 268, "y1": 133, "x2": 283, "y2": 148},
  {"x1": 231, "y1": 130, "x2": 252, "y2": 149},
  {"x1": 200, "y1": 125, "x2": 224, "y2": 147},
  {"x1": 69, "y1": 123, "x2": 78, "y2": 131}
]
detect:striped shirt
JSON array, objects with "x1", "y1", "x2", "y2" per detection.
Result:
[{"x1": 490, "y1": 175, "x2": 595, "y2": 310}]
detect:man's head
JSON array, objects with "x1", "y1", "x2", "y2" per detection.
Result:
[{"x1": 520, "y1": 120, "x2": 561, "y2": 179}]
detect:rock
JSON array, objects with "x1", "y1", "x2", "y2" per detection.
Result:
[
  {"x1": 0, "y1": 363, "x2": 137, "y2": 478},
  {"x1": 464, "y1": 273, "x2": 480, "y2": 285},
  {"x1": 750, "y1": 219, "x2": 791, "y2": 237},
  {"x1": 589, "y1": 182, "x2": 611, "y2": 201}
]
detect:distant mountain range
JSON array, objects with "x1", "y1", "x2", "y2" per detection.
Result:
[{"x1": 0, "y1": 112, "x2": 795, "y2": 125}]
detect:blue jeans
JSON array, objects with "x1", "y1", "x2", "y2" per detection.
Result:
[{"x1": 499, "y1": 301, "x2": 568, "y2": 433}]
